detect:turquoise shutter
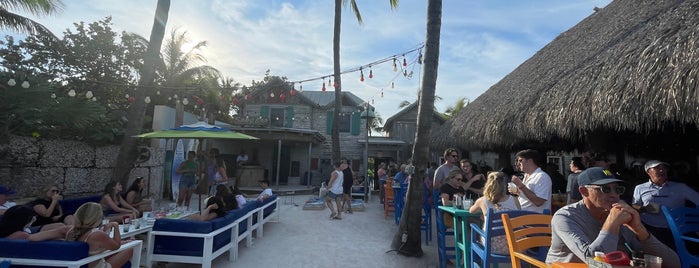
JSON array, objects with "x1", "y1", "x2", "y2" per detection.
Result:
[
  {"x1": 351, "y1": 112, "x2": 360, "y2": 135},
  {"x1": 286, "y1": 106, "x2": 294, "y2": 127},
  {"x1": 260, "y1": 106, "x2": 270, "y2": 118},
  {"x1": 326, "y1": 111, "x2": 333, "y2": 134}
]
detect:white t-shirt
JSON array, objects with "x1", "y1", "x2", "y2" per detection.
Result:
[
  {"x1": 518, "y1": 167, "x2": 552, "y2": 213},
  {"x1": 0, "y1": 201, "x2": 16, "y2": 211},
  {"x1": 329, "y1": 170, "x2": 344, "y2": 195},
  {"x1": 237, "y1": 154, "x2": 248, "y2": 164},
  {"x1": 258, "y1": 188, "x2": 273, "y2": 199}
]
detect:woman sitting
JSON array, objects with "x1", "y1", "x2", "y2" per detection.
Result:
[
  {"x1": 439, "y1": 169, "x2": 467, "y2": 228},
  {"x1": 214, "y1": 185, "x2": 238, "y2": 212},
  {"x1": 100, "y1": 181, "x2": 139, "y2": 223},
  {"x1": 188, "y1": 196, "x2": 226, "y2": 221},
  {"x1": 65, "y1": 202, "x2": 133, "y2": 268},
  {"x1": 231, "y1": 186, "x2": 246, "y2": 207},
  {"x1": 28, "y1": 184, "x2": 75, "y2": 227},
  {"x1": 124, "y1": 177, "x2": 152, "y2": 213},
  {"x1": 469, "y1": 171, "x2": 521, "y2": 254},
  {"x1": 0, "y1": 205, "x2": 69, "y2": 240}
]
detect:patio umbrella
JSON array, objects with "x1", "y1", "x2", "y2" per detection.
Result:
[
  {"x1": 134, "y1": 121, "x2": 259, "y2": 211},
  {"x1": 134, "y1": 121, "x2": 259, "y2": 140}
]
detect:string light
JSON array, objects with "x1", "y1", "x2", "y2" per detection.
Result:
[
  {"x1": 393, "y1": 58, "x2": 398, "y2": 72},
  {"x1": 369, "y1": 67, "x2": 373, "y2": 79},
  {"x1": 359, "y1": 67, "x2": 364, "y2": 82}
]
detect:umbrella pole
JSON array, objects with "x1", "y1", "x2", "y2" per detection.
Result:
[{"x1": 197, "y1": 138, "x2": 203, "y2": 212}]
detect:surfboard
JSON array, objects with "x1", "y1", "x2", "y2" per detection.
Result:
[{"x1": 171, "y1": 139, "x2": 185, "y2": 201}]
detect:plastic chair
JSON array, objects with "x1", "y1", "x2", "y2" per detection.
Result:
[
  {"x1": 470, "y1": 208, "x2": 543, "y2": 268},
  {"x1": 435, "y1": 199, "x2": 456, "y2": 268},
  {"x1": 501, "y1": 213, "x2": 552, "y2": 268},
  {"x1": 394, "y1": 183, "x2": 406, "y2": 225},
  {"x1": 662, "y1": 205, "x2": 699, "y2": 268},
  {"x1": 420, "y1": 202, "x2": 432, "y2": 245},
  {"x1": 384, "y1": 183, "x2": 395, "y2": 219}
]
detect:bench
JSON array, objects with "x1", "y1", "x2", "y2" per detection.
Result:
[
  {"x1": 0, "y1": 239, "x2": 142, "y2": 268},
  {"x1": 145, "y1": 195, "x2": 279, "y2": 268}
]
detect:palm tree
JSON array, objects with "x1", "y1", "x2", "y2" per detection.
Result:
[
  {"x1": 391, "y1": 0, "x2": 442, "y2": 256},
  {"x1": 112, "y1": 0, "x2": 171, "y2": 187},
  {"x1": 443, "y1": 97, "x2": 469, "y2": 118},
  {"x1": 0, "y1": 0, "x2": 63, "y2": 36},
  {"x1": 331, "y1": 0, "x2": 398, "y2": 163}
]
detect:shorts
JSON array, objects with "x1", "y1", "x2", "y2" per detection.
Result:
[
  {"x1": 343, "y1": 184, "x2": 352, "y2": 195},
  {"x1": 326, "y1": 191, "x2": 342, "y2": 200},
  {"x1": 179, "y1": 174, "x2": 196, "y2": 189}
]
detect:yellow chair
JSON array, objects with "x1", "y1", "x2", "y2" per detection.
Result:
[{"x1": 501, "y1": 213, "x2": 553, "y2": 268}]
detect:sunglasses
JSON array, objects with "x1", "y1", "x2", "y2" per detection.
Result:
[
  {"x1": 450, "y1": 154, "x2": 459, "y2": 158},
  {"x1": 586, "y1": 185, "x2": 626, "y2": 195}
]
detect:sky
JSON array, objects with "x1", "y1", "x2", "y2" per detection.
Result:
[{"x1": 6, "y1": 0, "x2": 612, "y2": 123}]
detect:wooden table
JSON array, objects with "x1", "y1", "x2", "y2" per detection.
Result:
[{"x1": 438, "y1": 205, "x2": 480, "y2": 268}]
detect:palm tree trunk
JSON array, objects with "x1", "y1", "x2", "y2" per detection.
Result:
[
  {"x1": 391, "y1": 0, "x2": 442, "y2": 256},
  {"x1": 112, "y1": 0, "x2": 171, "y2": 187},
  {"x1": 331, "y1": 0, "x2": 343, "y2": 163}
]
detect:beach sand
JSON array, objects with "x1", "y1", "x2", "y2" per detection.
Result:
[{"x1": 163, "y1": 194, "x2": 440, "y2": 268}]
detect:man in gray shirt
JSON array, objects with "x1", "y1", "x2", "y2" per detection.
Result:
[
  {"x1": 432, "y1": 148, "x2": 461, "y2": 190},
  {"x1": 546, "y1": 167, "x2": 679, "y2": 267}
]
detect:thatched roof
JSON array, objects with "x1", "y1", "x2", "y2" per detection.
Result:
[{"x1": 433, "y1": 0, "x2": 699, "y2": 150}]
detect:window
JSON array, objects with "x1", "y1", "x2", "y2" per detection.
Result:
[
  {"x1": 338, "y1": 113, "x2": 351, "y2": 132},
  {"x1": 270, "y1": 108, "x2": 285, "y2": 127}
]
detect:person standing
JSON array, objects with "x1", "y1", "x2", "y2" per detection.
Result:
[
  {"x1": 546, "y1": 167, "x2": 679, "y2": 267},
  {"x1": 566, "y1": 157, "x2": 585, "y2": 204},
  {"x1": 324, "y1": 161, "x2": 344, "y2": 220},
  {"x1": 433, "y1": 148, "x2": 461, "y2": 189},
  {"x1": 508, "y1": 149, "x2": 552, "y2": 213},
  {"x1": 176, "y1": 151, "x2": 198, "y2": 207},
  {"x1": 340, "y1": 160, "x2": 354, "y2": 214},
  {"x1": 632, "y1": 160, "x2": 699, "y2": 250}
]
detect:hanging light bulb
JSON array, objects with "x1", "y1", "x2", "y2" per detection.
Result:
[
  {"x1": 381, "y1": 88, "x2": 384, "y2": 98},
  {"x1": 280, "y1": 93, "x2": 286, "y2": 101},
  {"x1": 232, "y1": 97, "x2": 239, "y2": 105},
  {"x1": 322, "y1": 81, "x2": 326, "y2": 92},
  {"x1": 299, "y1": 83, "x2": 303, "y2": 92},
  {"x1": 393, "y1": 58, "x2": 397, "y2": 72},
  {"x1": 403, "y1": 56, "x2": 407, "y2": 67},
  {"x1": 125, "y1": 93, "x2": 130, "y2": 98},
  {"x1": 290, "y1": 89, "x2": 296, "y2": 96},
  {"x1": 369, "y1": 68, "x2": 373, "y2": 79},
  {"x1": 91, "y1": 97, "x2": 97, "y2": 102},
  {"x1": 391, "y1": 82, "x2": 395, "y2": 89},
  {"x1": 7, "y1": 77, "x2": 16, "y2": 86},
  {"x1": 168, "y1": 96, "x2": 172, "y2": 101},
  {"x1": 68, "y1": 89, "x2": 76, "y2": 97},
  {"x1": 51, "y1": 93, "x2": 57, "y2": 99},
  {"x1": 359, "y1": 67, "x2": 364, "y2": 82},
  {"x1": 194, "y1": 105, "x2": 198, "y2": 109},
  {"x1": 246, "y1": 94, "x2": 252, "y2": 100},
  {"x1": 403, "y1": 69, "x2": 408, "y2": 77},
  {"x1": 21, "y1": 79, "x2": 30, "y2": 88},
  {"x1": 156, "y1": 90, "x2": 161, "y2": 95},
  {"x1": 270, "y1": 92, "x2": 275, "y2": 98},
  {"x1": 182, "y1": 98, "x2": 189, "y2": 105},
  {"x1": 85, "y1": 91, "x2": 93, "y2": 99},
  {"x1": 128, "y1": 96, "x2": 135, "y2": 103},
  {"x1": 372, "y1": 98, "x2": 375, "y2": 104},
  {"x1": 144, "y1": 96, "x2": 151, "y2": 104},
  {"x1": 418, "y1": 51, "x2": 423, "y2": 64},
  {"x1": 173, "y1": 94, "x2": 178, "y2": 99}
]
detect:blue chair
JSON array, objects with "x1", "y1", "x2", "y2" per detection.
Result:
[
  {"x1": 662, "y1": 206, "x2": 699, "y2": 268},
  {"x1": 420, "y1": 202, "x2": 432, "y2": 245},
  {"x1": 394, "y1": 183, "x2": 406, "y2": 225},
  {"x1": 435, "y1": 199, "x2": 456, "y2": 268},
  {"x1": 470, "y1": 208, "x2": 542, "y2": 268}
]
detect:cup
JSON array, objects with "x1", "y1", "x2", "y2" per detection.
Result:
[
  {"x1": 133, "y1": 219, "x2": 141, "y2": 229},
  {"x1": 508, "y1": 182, "x2": 518, "y2": 194},
  {"x1": 644, "y1": 255, "x2": 662, "y2": 268},
  {"x1": 122, "y1": 224, "x2": 131, "y2": 233},
  {"x1": 101, "y1": 218, "x2": 110, "y2": 226},
  {"x1": 463, "y1": 199, "x2": 473, "y2": 209}
]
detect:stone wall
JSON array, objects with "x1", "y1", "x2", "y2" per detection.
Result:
[{"x1": 0, "y1": 136, "x2": 165, "y2": 200}]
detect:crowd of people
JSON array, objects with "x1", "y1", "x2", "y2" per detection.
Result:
[{"x1": 425, "y1": 147, "x2": 695, "y2": 267}]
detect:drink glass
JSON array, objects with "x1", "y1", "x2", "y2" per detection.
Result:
[
  {"x1": 508, "y1": 182, "x2": 518, "y2": 194},
  {"x1": 463, "y1": 199, "x2": 473, "y2": 210},
  {"x1": 122, "y1": 224, "x2": 131, "y2": 233},
  {"x1": 644, "y1": 255, "x2": 662, "y2": 268}
]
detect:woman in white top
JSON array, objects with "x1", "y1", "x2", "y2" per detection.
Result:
[
  {"x1": 469, "y1": 171, "x2": 520, "y2": 254},
  {"x1": 324, "y1": 161, "x2": 344, "y2": 220}
]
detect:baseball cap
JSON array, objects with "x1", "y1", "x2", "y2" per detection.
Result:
[
  {"x1": 644, "y1": 160, "x2": 669, "y2": 171},
  {"x1": 0, "y1": 186, "x2": 16, "y2": 195},
  {"x1": 578, "y1": 167, "x2": 623, "y2": 186}
]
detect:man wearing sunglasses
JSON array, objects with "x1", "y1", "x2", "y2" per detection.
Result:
[
  {"x1": 632, "y1": 160, "x2": 699, "y2": 251},
  {"x1": 546, "y1": 167, "x2": 679, "y2": 266},
  {"x1": 433, "y1": 148, "x2": 461, "y2": 189}
]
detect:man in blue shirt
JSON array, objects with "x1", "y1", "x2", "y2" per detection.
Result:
[{"x1": 632, "y1": 160, "x2": 699, "y2": 250}]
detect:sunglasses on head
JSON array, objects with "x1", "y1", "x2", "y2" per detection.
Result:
[{"x1": 586, "y1": 185, "x2": 625, "y2": 195}]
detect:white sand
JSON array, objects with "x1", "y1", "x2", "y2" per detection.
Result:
[{"x1": 163, "y1": 194, "x2": 440, "y2": 268}]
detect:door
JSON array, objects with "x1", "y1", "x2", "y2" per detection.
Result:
[{"x1": 272, "y1": 144, "x2": 291, "y2": 184}]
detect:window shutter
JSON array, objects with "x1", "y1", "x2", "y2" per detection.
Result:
[
  {"x1": 326, "y1": 110, "x2": 333, "y2": 134},
  {"x1": 286, "y1": 106, "x2": 294, "y2": 127},
  {"x1": 260, "y1": 106, "x2": 270, "y2": 118},
  {"x1": 350, "y1": 112, "x2": 361, "y2": 135}
]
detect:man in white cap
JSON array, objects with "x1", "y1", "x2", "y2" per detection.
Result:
[
  {"x1": 547, "y1": 167, "x2": 679, "y2": 266},
  {"x1": 632, "y1": 160, "x2": 699, "y2": 250},
  {"x1": 0, "y1": 185, "x2": 17, "y2": 215}
]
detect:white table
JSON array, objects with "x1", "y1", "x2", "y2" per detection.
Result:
[{"x1": 119, "y1": 223, "x2": 152, "y2": 239}]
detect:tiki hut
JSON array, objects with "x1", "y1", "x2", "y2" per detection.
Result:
[{"x1": 434, "y1": 0, "x2": 699, "y2": 160}]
